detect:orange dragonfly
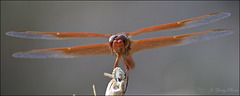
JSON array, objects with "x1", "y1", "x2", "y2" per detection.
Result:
[{"x1": 6, "y1": 12, "x2": 233, "y2": 87}]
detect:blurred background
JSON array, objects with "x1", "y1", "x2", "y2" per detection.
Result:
[{"x1": 1, "y1": 1, "x2": 239, "y2": 95}]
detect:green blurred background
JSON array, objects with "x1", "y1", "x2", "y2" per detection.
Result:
[{"x1": 1, "y1": 1, "x2": 239, "y2": 95}]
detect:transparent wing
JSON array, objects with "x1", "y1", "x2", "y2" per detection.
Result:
[
  {"x1": 128, "y1": 12, "x2": 231, "y2": 36},
  {"x1": 130, "y1": 29, "x2": 233, "y2": 54},
  {"x1": 6, "y1": 31, "x2": 111, "y2": 40},
  {"x1": 13, "y1": 43, "x2": 111, "y2": 58}
]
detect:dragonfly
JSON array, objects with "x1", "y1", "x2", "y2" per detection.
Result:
[{"x1": 6, "y1": 12, "x2": 233, "y2": 90}]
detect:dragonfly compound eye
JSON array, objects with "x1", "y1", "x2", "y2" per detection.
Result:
[
  {"x1": 109, "y1": 35, "x2": 118, "y2": 46},
  {"x1": 118, "y1": 34, "x2": 129, "y2": 47},
  {"x1": 109, "y1": 35, "x2": 118, "y2": 42}
]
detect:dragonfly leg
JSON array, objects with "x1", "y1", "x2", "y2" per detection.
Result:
[{"x1": 114, "y1": 55, "x2": 120, "y2": 68}]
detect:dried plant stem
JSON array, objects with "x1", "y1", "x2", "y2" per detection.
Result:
[
  {"x1": 93, "y1": 84, "x2": 96, "y2": 96},
  {"x1": 105, "y1": 67, "x2": 127, "y2": 95}
]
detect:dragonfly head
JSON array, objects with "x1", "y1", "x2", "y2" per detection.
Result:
[{"x1": 108, "y1": 34, "x2": 130, "y2": 53}]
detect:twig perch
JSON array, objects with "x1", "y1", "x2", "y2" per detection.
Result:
[
  {"x1": 105, "y1": 67, "x2": 127, "y2": 95},
  {"x1": 93, "y1": 84, "x2": 96, "y2": 96}
]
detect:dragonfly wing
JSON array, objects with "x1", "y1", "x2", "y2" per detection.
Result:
[
  {"x1": 130, "y1": 29, "x2": 233, "y2": 54},
  {"x1": 128, "y1": 12, "x2": 230, "y2": 36},
  {"x1": 6, "y1": 31, "x2": 111, "y2": 40},
  {"x1": 13, "y1": 43, "x2": 111, "y2": 58}
]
